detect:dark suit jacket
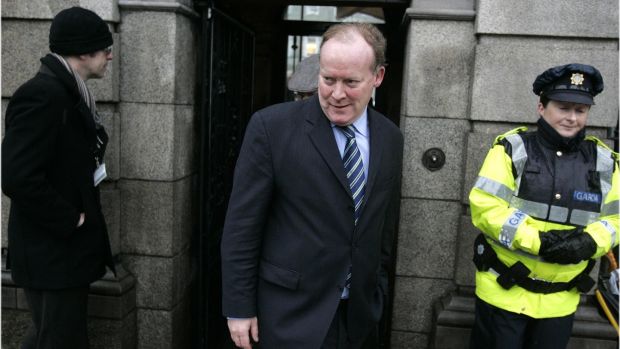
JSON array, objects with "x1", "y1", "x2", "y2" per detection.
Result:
[
  {"x1": 221, "y1": 95, "x2": 403, "y2": 348},
  {"x1": 2, "y1": 55, "x2": 113, "y2": 290}
]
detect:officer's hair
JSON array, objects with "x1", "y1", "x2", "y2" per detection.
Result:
[
  {"x1": 539, "y1": 94, "x2": 551, "y2": 107},
  {"x1": 320, "y1": 23, "x2": 386, "y2": 72}
]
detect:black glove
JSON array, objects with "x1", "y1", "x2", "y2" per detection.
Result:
[
  {"x1": 540, "y1": 229, "x2": 596, "y2": 264},
  {"x1": 538, "y1": 228, "x2": 584, "y2": 254}
]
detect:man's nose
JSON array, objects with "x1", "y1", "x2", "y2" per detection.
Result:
[{"x1": 332, "y1": 82, "x2": 345, "y2": 99}]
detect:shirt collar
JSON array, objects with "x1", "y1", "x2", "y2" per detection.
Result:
[{"x1": 331, "y1": 107, "x2": 369, "y2": 137}]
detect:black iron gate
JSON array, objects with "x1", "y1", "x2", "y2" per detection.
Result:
[{"x1": 195, "y1": 3, "x2": 255, "y2": 348}]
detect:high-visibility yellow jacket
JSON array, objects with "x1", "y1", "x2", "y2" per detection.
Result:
[{"x1": 470, "y1": 126, "x2": 619, "y2": 318}]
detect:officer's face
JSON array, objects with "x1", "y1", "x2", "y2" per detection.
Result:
[
  {"x1": 538, "y1": 100, "x2": 590, "y2": 138},
  {"x1": 318, "y1": 33, "x2": 384, "y2": 126}
]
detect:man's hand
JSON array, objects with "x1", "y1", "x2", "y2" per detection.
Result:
[
  {"x1": 227, "y1": 317, "x2": 258, "y2": 349},
  {"x1": 77, "y1": 213, "x2": 85, "y2": 227}
]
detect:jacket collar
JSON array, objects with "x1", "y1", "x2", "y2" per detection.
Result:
[{"x1": 39, "y1": 54, "x2": 81, "y2": 99}]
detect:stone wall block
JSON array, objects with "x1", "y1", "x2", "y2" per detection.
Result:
[
  {"x1": 89, "y1": 312, "x2": 137, "y2": 349},
  {"x1": 396, "y1": 199, "x2": 461, "y2": 278},
  {"x1": 476, "y1": 0, "x2": 618, "y2": 38},
  {"x1": 402, "y1": 117, "x2": 470, "y2": 199},
  {"x1": 391, "y1": 276, "x2": 456, "y2": 333},
  {"x1": 121, "y1": 180, "x2": 173, "y2": 256},
  {"x1": 120, "y1": 178, "x2": 192, "y2": 256},
  {"x1": 402, "y1": 20, "x2": 475, "y2": 118},
  {"x1": 136, "y1": 294, "x2": 191, "y2": 349},
  {"x1": 120, "y1": 103, "x2": 194, "y2": 181},
  {"x1": 454, "y1": 215, "x2": 477, "y2": 287},
  {"x1": 2, "y1": 21, "x2": 49, "y2": 98},
  {"x1": 1, "y1": 309, "x2": 32, "y2": 348},
  {"x1": 172, "y1": 12, "x2": 197, "y2": 104},
  {"x1": 391, "y1": 331, "x2": 429, "y2": 349},
  {"x1": 172, "y1": 106, "x2": 196, "y2": 179},
  {"x1": 100, "y1": 185, "x2": 121, "y2": 256},
  {"x1": 2, "y1": 0, "x2": 119, "y2": 21},
  {"x1": 125, "y1": 255, "x2": 170, "y2": 309},
  {"x1": 120, "y1": 11, "x2": 195, "y2": 105},
  {"x1": 2, "y1": 196, "x2": 10, "y2": 248},
  {"x1": 461, "y1": 130, "x2": 497, "y2": 204},
  {"x1": 122, "y1": 249, "x2": 192, "y2": 310},
  {"x1": 470, "y1": 37, "x2": 618, "y2": 127}
]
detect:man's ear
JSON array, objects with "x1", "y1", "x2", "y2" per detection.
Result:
[{"x1": 373, "y1": 66, "x2": 385, "y2": 88}]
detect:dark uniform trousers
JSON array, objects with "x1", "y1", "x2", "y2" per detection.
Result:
[
  {"x1": 21, "y1": 286, "x2": 90, "y2": 349},
  {"x1": 469, "y1": 297, "x2": 574, "y2": 349},
  {"x1": 321, "y1": 300, "x2": 379, "y2": 349}
]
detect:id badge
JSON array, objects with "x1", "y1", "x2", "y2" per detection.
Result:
[{"x1": 94, "y1": 163, "x2": 107, "y2": 187}]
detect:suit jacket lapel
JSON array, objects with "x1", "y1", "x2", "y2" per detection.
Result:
[
  {"x1": 363, "y1": 108, "x2": 385, "y2": 207},
  {"x1": 305, "y1": 96, "x2": 351, "y2": 195},
  {"x1": 351, "y1": 108, "x2": 387, "y2": 243}
]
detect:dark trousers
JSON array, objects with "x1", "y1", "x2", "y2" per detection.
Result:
[
  {"x1": 469, "y1": 297, "x2": 574, "y2": 349},
  {"x1": 321, "y1": 300, "x2": 379, "y2": 349},
  {"x1": 21, "y1": 286, "x2": 90, "y2": 349}
]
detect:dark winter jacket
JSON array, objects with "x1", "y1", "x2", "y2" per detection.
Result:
[{"x1": 2, "y1": 54, "x2": 113, "y2": 289}]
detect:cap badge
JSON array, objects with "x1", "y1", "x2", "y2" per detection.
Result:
[{"x1": 570, "y1": 73, "x2": 585, "y2": 86}]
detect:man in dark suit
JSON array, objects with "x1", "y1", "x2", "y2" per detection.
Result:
[
  {"x1": 221, "y1": 23, "x2": 404, "y2": 349},
  {"x1": 2, "y1": 7, "x2": 114, "y2": 348}
]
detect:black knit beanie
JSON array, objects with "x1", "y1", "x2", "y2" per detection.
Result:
[{"x1": 49, "y1": 7, "x2": 113, "y2": 55}]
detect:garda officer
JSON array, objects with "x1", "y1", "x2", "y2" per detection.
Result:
[{"x1": 469, "y1": 63, "x2": 619, "y2": 349}]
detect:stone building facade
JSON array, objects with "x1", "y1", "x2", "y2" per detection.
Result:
[{"x1": 1, "y1": 0, "x2": 618, "y2": 348}]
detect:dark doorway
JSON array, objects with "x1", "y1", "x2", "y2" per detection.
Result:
[
  {"x1": 195, "y1": 1, "x2": 408, "y2": 348},
  {"x1": 195, "y1": 3, "x2": 255, "y2": 348}
]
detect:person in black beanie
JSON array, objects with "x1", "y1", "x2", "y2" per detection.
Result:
[
  {"x1": 468, "y1": 63, "x2": 619, "y2": 349},
  {"x1": 2, "y1": 6, "x2": 114, "y2": 349}
]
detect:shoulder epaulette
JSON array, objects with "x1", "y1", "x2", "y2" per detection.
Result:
[
  {"x1": 494, "y1": 126, "x2": 528, "y2": 145},
  {"x1": 585, "y1": 135, "x2": 620, "y2": 162}
]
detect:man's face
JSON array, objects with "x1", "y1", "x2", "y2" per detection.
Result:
[
  {"x1": 318, "y1": 33, "x2": 384, "y2": 126},
  {"x1": 84, "y1": 47, "x2": 112, "y2": 79},
  {"x1": 538, "y1": 99, "x2": 590, "y2": 138}
]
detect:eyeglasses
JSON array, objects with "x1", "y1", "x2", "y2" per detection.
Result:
[{"x1": 103, "y1": 46, "x2": 113, "y2": 55}]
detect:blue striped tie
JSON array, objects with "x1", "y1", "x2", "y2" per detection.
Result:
[
  {"x1": 337, "y1": 125, "x2": 366, "y2": 295},
  {"x1": 338, "y1": 126, "x2": 366, "y2": 225}
]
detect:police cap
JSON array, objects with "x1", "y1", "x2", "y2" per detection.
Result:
[{"x1": 532, "y1": 63, "x2": 603, "y2": 105}]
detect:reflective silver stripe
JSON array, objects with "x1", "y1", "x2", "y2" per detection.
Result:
[
  {"x1": 474, "y1": 176, "x2": 513, "y2": 202},
  {"x1": 600, "y1": 220, "x2": 617, "y2": 248},
  {"x1": 601, "y1": 200, "x2": 619, "y2": 217},
  {"x1": 505, "y1": 134, "x2": 527, "y2": 196},
  {"x1": 510, "y1": 196, "x2": 548, "y2": 219},
  {"x1": 570, "y1": 209, "x2": 600, "y2": 226},
  {"x1": 499, "y1": 210, "x2": 527, "y2": 248},
  {"x1": 549, "y1": 205, "x2": 569, "y2": 223},
  {"x1": 596, "y1": 145, "x2": 614, "y2": 204},
  {"x1": 488, "y1": 236, "x2": 543, "y2": 261}
]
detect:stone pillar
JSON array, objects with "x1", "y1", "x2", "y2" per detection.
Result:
[
  {"x1": 1, "y1": 2, "x2": 137, "y2": 348},
  {"x1": 117, "y1": 1, "x2": 198, "y2": 348},
  {"x1": 391, "y1": 1, "x2": 476, "y2": 348}
]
